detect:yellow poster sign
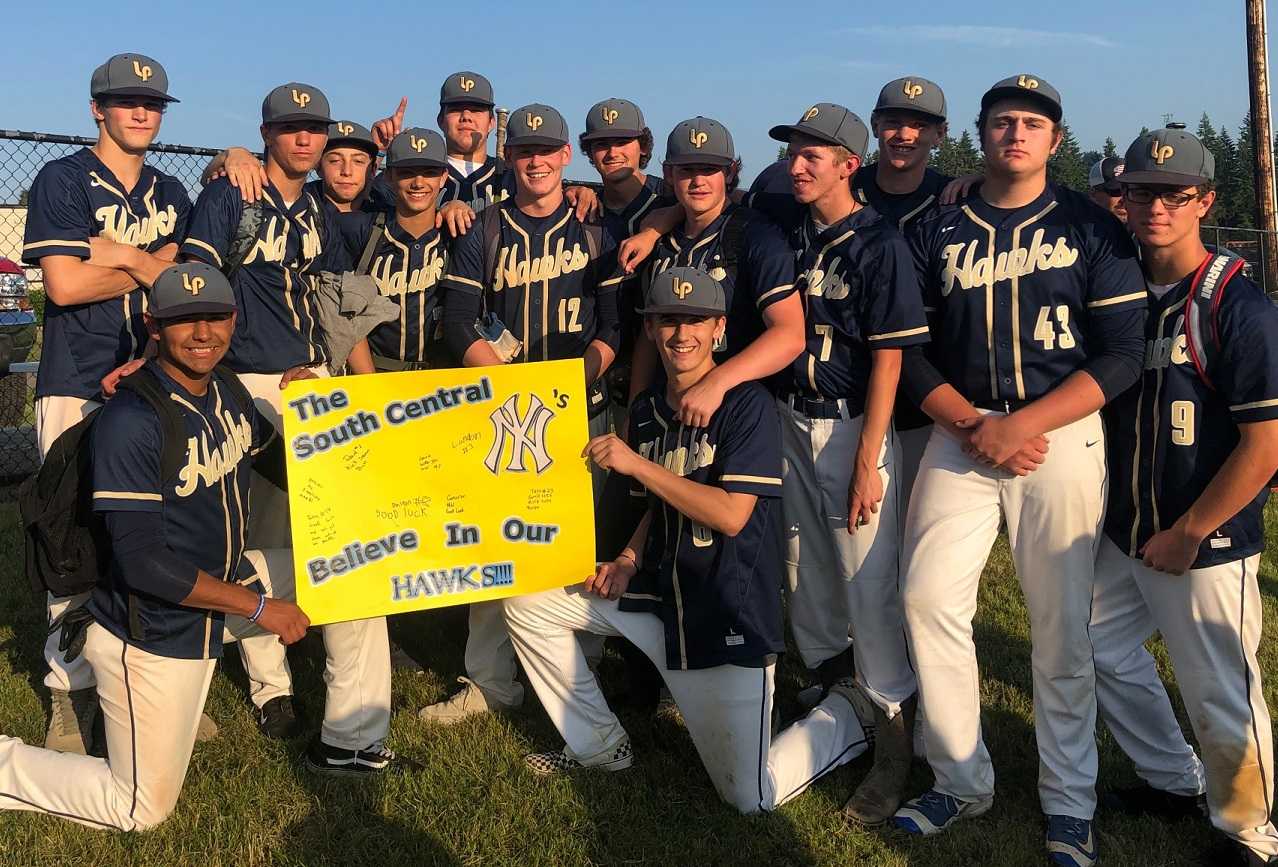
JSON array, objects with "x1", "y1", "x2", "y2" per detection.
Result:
[{"x1": 282, "y1": 360, "x2": 596, "y2": 625}]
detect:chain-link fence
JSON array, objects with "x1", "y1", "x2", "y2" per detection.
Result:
[
  {"x1": 0, "y1": 130, "x2": 219, "y2": 482},
  {"x1": 0, "y1": 128, "x2": 1276, "y2": 482}
]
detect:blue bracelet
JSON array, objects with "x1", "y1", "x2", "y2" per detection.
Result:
[{"x1": 247, "y1": 592, "x2": 266, "y2": 624}]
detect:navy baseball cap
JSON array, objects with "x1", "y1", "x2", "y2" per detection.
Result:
[
  {"x1": 150, "y1": 263, "x2": 235, "y2": 319},
  {"x1": 262, "y1": 83, "x2": 334, "y2": 125},
  {"x1": 505, "y1": 104, "x2": 570, "y2": 148},
  {"x1": 1120, "y1": 128, "x2": 1215, "y2": 187},
  {"x1": 387, "y1": 128, "x2": 448, "y2": 169},
  {"x1": 326, "y1": 121, "x2": 377, "y2": 155},
  {"x1": 769, "y1": 103, "x2": 870, "y2": 158},
  {"x1": 440, "y1": 72, "x2": 494, "y2": 108},
  {"x1": 640, "y1": 266, "x2": 726, "y2": 317},
  {"x1": 665, "y1": 117, "x2": 735, "y2": 167},
  {"x1": 1088, "y1": 156, "x2": 1125, "y2": 191},
  {"x1": 90, "y1": 53, "x2": 178, "y2": 103},
  {"x1": 981, "y1": 74, "x2": 1062, "y2": 123},
  {"x1": 873, "y1": 76, "x2": 946, "y2": 122},
  {"x1": 582, "y1": 98, "x2": 647, "y2": 142}
]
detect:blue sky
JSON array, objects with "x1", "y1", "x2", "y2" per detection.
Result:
[{"x1": 3, "y1": 0, "x2": 1263, "y2": 185}]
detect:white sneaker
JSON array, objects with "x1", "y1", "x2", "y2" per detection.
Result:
[
  {"x1": 525, "y1": 739, "x2": 633, "y2": 776},
  {"x1": 417, "y1": 677, "x2": 521, "y2": 725}
]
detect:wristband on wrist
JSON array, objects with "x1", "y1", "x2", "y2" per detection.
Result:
[{"x1": 247, "y1": 592, "x2": 267, "y2": 624}]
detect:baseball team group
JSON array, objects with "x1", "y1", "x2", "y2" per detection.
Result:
[{"x1": 0, "y1": 50, "x2": 1275, "y2": 867}]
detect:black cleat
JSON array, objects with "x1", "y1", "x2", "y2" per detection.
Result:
[
  {"x1": 256, "y1": 696, "x2": 302, "y2": 740},
  {"x1": 305, "y1": 736, "x2": 419, "y2": 777},
  {"x1": 1100, "y1": 783, "x2": 1207, "y2": 822}
]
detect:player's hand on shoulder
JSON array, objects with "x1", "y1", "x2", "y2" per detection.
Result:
[
  {"x1": 257, "y1": 598, "x2": 311, "y2": 644},
  {"x1": 676, "y1": 374, "x2": 728, "y2": 428},
  {"x1": 618, "y1": 229, "x2": 659, "y2": 274},
  {"x1": 101, "y1": 357, "x2": 148, "y2": 397},
  {"x1": 372, "y1": 97, "x2": 408, "y2": 151},
  {"x1": 1139, "y1": 522, "x2": 1201, "y2": 575},
  {"x1": 436, "y1": 200, "x2": 476, "y2": 237},
  {"x1": 846, "y1": 460, "x2": 884, "y2": 534},
  {"x1": 564, "y1": 185, "x2": 600, "y2": 222},
  {"x1": 585, "y1": 557, "x2": 636, "y2": 601},
  {"x1": 221, "y1": 148, "x2": 267, "y2": 203},
  {"x1": 939, "y1": 173, "x2": 982, "y2": 205},
  {"x1": 583, "y1": 432, "x2": 643, "y2": 477},
  {"x1": 278, "y1": 365, "x2": 319, "y2": 389}
]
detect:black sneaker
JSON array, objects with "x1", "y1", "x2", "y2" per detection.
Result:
[
  {"x1": 257, "y1": 696, "x2": 302, "y2": 740},
  {"x1": 1100, "y1": 783, "x2": 1207, "y2": 822},
  {"x1": 305, "y1": 737, "x2": 417, "y2": 777}
]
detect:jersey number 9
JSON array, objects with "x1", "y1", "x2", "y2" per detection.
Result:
[{"x1": 1170, "y1": 400, "x2": 1195, "y2": 446}]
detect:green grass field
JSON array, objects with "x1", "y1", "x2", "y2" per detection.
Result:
[{"x1": 0, "y1": 501, "x2": 1274, "y2": 867}]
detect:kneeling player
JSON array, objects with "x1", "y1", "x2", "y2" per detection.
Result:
[
  {"x1": 1089, "y1": 129, "x2": 1278, "y2": 866},
  {"x1": 503, "y1": 267, "x2": 871, "y2": 814},
  {"x1": 0, "y1": 264, "x2": 309, "y2": 830}
]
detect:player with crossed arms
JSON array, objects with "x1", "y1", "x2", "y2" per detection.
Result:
[{"x1": 892, "y1": 75, "x2": 1147, "y2": 867}]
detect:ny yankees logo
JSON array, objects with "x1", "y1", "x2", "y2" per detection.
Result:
[
  {"x1": 485, "y1": 393, "x2": 555, "y2": 475},
  {"x1": 527, "y1": 113, "x2": 544, "y2": 131},
  {"x1": 460, "y1": 76, "x2": 475, "y2": 92},
  {"x1": 903, "y1": 80, "x2": 923, "y2": 100},
  {"x1": 803, "y1": 106, "x2": 820, "y2": 122},
  {"x1": 1151, "y1": 140, "x2": 1175, "y2": 164},
  {"x1": 291, "y1": 89, "x2": 311, "y2": 108},
  {"x1": 689, "y1": 128, "x2": 709, "y2": 148},
  {"x1": 410, "y1": 135, "x2": 427, "y2": 153},
  {"x1": 182, "y1": 273, "x2": 205, "y2": 296},
  {"x1": 672, "y1": 274, "x2": 694, "y2": 299},
  {"x1": 602, "y1": 106, "x2": 619, "y2": 125},
  {"x1": 1017, "y1": 75, "x2": 1039, "y2": 90},
  {"x1": 132, "y1": 60, "x2": 153, "y2": 82},
  {"x1": 337, "y1": 122, "x2": 354, "y2": 135}
]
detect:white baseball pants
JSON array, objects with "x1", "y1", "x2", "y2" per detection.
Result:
[
  {"x1": 463, "y1": 409, "x2": 611, "y2": 706},
  {"x1": 901, "y1": 411, "x2": 1105, "y2": 818},
  {"x1": 503, "y1": 585, "x2": 870, "y2": 814},
  {"x1": 36, "y1": 395, "x2": 103, "y2": 694},
  {"x1": 1090, "y1": 538, "x2": 1278, "y2": 859},
  {"x1": 779, "y1": 399, "x2": 916, "y2": 718}
]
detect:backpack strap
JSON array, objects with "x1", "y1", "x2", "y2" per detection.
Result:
[
  {"x1": 212, "y1": 363, "x2": 255, "y2": 417},
  {"x1": 355, "y1": 212, "x2": 388, "y2": 276},
  {"x1": 717, "y1": 205, "x2": 756, "y2": 286},
  {"x1": 1182, "y1": 250, "x2": 1247, "y2": 391},
  {"x1": 116, "y1": 365, "x2": 189, "y2": 484},
  {"x1": 480, "y1": 203, "x2": 504, "y2": 296},
  {"x1": 580, "y1": 220, "x2": 602, "y2": 264},
  {"x1": 224, "y1": 201, "x2": 265, "y2": 277}
]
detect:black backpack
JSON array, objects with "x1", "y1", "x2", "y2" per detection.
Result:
[{"x1": 17, "y1": 363, "x2": 254, "y2": 598}]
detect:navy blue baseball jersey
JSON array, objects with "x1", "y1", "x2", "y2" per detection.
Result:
[
  {"x1": 330, "y1": 212, "x2": 451, "y2": 366},
  {"x1": 22, "y1": 148, "x2": 190, "y2": 399},
  {"x1": 89, "y1": 363, "x2": 276, "y2": 659},
  {"x1": 602, "y1": 174, "x2": 671, "y2": 242},
  {"x1": 852, "y1": 163, "x2": 952, "y2": 235},
  {"x1": 620, "y1": 381, "x2": 785, "y2": 670},
  {"x1": 1104, "y1": 270, "x2": 1278, "y2": 569},
  {"x1": 644, "y1": 204, "x2": 797, "y2": 358},
  {"x1": 181, "y1": 178, "x2": 329, "y2": 373},
  {"x1": 787, "y1": 209, "x2": 929, "y2": 407},
  {"x1": 440, "y1": 198, "x2": 626, "y2": 362},
  {"x1": 909, "y1": 184, "x2": 1146, "y2": 403},
  {"x1": 441, "y1": 155, "x2": 516, "y2": 212}
]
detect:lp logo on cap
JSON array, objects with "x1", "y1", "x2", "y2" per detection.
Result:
[
  {"x1": 903, "y1": 80, "x2": 923, "y2": 100},
  {"x1": 410, "y1": 135, "x2": 427, "y2": 153},
  {"x1": 182, "y1": 273, "x2": 205, "y2": 296},
  {"x1": 672, "y1": 275, "x2": 694, "y2": 299},
  {"x1": 527, "y1": 113, "x2": 544, "y2": 131},
  {"x1": 803, "y1": 106, "x2": 820, "y2": 122},
  {"x1": 291, "y1": 89, "x2": 311, "y2": 108},
  {"x1": 460, "y1": 76, "x2": 475, "y2": 92},
  {"x1": 1017, "y1": 75, "x2": 1039, "y2": 90},
  {"x1": 132, "y1": 60, "x2": 153, "y2": 82},
  {"x1": 337, "y1": 122, "x2": 354, "y2": 135},
  {"x1": 602, "y1": 106, "x2": 619, "y2": 125},
  {"x1": 1151, "y1": 140, "x2": 1175, "y2": 165},
  {"x1": 689, "y1": 128, "x2": 708, "y2": 148}
]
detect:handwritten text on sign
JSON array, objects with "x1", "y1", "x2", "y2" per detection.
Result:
[{"x1": 282, "y1": 360, "x2": 596, "y2": 625}]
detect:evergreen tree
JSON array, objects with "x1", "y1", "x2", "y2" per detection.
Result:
[
  {"x1": 1103, "y1": 137, "x2": 1118, "y2": 158},
  {"x1": 1233, "y1": 114, "x2": 1257, "y2": 228},
  {"x1": 932, "y1": 130, "x2": 982, "y2": 178},
  {"x1": 1216, "y1": 128, "x2": 1250, "y2": 228},
  {"x1": 776, "y1": 145, "x2": 787, "y2": 162},
  {"x1": 1048, "y1": 123, "x2": 1089, "y2": 192},
  {"x1": 1197, "y1": 113, "x2": 1220, "y2": 154}
]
